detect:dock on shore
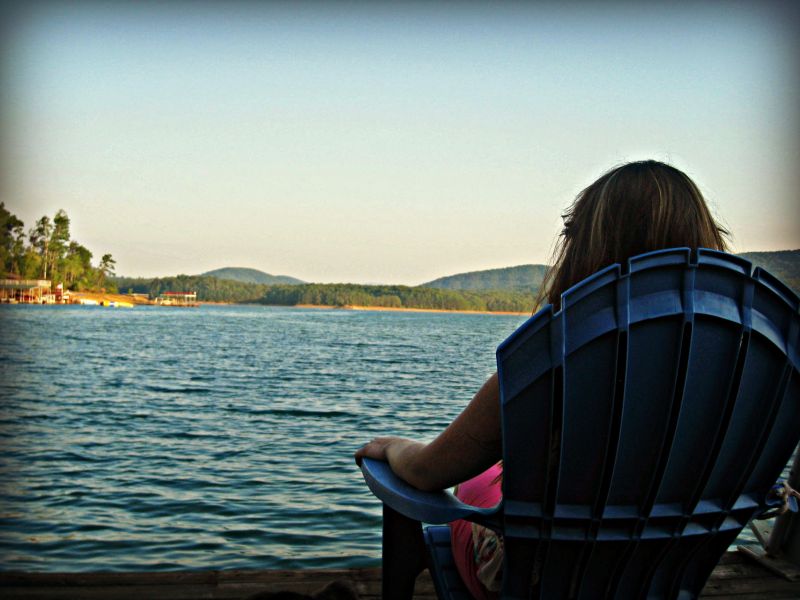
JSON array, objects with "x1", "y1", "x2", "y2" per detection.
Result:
[{"x1": 1, "y1": 552, "x2": 798, "y2": 599}]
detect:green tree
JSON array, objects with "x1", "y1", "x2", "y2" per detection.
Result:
[
  {"x1": 29, "y1": 216, "x2": 53, "y2": 279},
  {"x1": 0, "y1": 203, "x2": 24, "y2": 276},
  {"x1": 0, "y1": 206, "x2": 118, "y2": 292},
  {"x1": 63, "y1": 241, "x2": 93, "y2": 288},
  {"x1": 48, "y1": 209, "x2": 71, "y2": 283},
  {"x1": 99, "y1": 253, "x2": 116, "y2": 278}
]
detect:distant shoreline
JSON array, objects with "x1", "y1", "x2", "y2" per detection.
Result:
[
  {"x1": 11, "y1": 296, "x2": 530, "y2": 316},
  {"x1": 292, "y1": 303, "x2": 531, "y2": 316}
]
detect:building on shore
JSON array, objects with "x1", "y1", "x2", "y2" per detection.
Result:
[
  {"x1": 0, "y1": 279, "x2": 54, "y2": 304},
  {"x1": 156, "y1": 291, "x2": 198, "y2": 307}
]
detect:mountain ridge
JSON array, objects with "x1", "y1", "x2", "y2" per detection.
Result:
[
  {"x1": 200, "y1": 267, "x2": 304, "y2": 285},
  {"x1": 422, "y1": 249, "x2": 800, "y2": 292},
  {"x1": 118, "y1": 249, "x2": 799, "y2": 296},
  {"x1": 422, "y1": 264, "x2": 548, "y2": 291}
]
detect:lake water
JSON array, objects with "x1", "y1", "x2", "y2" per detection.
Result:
[
  {"x1": 0, "y1": 304, "x2": 525, "y2": 571},
  {"x1": 0, "y1": 304, "x2": 788, "y2": 572}
]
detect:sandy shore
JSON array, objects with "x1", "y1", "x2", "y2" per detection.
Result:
[
  {"x1": 293, "y1": 304, "x2": 531, "y2": 316},
  {"x1": 69, "y1": 291, "x2": 153, "y2": 305}
]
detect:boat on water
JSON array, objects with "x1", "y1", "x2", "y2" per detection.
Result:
[
  {"x1": 75, "y1": 298, "x2": 133, "y2": 307},
  {"x1": 101, "y1": 300, "x2": 134, "y2": 308}
]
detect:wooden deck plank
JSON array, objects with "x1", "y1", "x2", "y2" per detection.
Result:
[
  {"x1": 1, "y1": 552, "x2": 797, "y2": 599},
  {"x1": 705, "y1": 595, "x2": 800, "y2": 600}
]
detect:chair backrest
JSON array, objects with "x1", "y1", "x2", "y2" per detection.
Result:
[{"x1": 495, "y1": 248, "x2": 800, "y2": 599}]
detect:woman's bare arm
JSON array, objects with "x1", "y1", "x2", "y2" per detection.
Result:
[{"x1": 354, "y1": 372, "x2": 502, "y2": 491}]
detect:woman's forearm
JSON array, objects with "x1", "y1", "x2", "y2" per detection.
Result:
[
  {"x1": 384, "y1": 439, "x2": 434, "y2": 490},
  {"x1": 354, "y1": 436, "x2": 441, "y2": 490},
  {"x1": 356, "y1": 373, "x2": 502, "y2": 492}
]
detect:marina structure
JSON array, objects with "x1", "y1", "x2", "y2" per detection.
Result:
[
  {"x1": 0, "y1": 278, "x2": 54, "y2": 304},
  {"x1": 156, "y1": 291, "x2": 198, "y2": 307}
]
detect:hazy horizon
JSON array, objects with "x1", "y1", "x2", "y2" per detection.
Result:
[{"x1": 2, "y1": 2, "x2": 799, "y2": 285}]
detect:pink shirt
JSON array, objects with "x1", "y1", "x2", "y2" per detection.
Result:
[{"x1": 451, "y1": 464, "x2": 503, "y2": 600}]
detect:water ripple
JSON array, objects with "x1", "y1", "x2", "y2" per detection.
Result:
[{"x1": 0, "y1": 304, "x2": 522, "y2": 571}]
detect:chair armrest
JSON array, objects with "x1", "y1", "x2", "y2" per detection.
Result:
[{"x1": 360, "y1": 457, "x2": 500, "y2": 528}]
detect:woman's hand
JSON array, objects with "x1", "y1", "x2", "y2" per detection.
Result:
[
  {"x1": 354, "y1": 436, "x2": 418, "y2": 465},
  {"x1": 355, "y1": 436, "x2": 437, "y2": 488}
]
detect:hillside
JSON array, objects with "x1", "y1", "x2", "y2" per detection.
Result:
[
  {"x1": 422, "y1": 250, "x2": 799, "y2": 294},
  {"x1": 201, "y1": 267, "x2": 304, "y2": 285},
  {"x1": 739, "y1": 249, "x2": 800, "y2": 292},
  {"x1": 422, "y1": 264, "x2": 548, "y2": 291}
]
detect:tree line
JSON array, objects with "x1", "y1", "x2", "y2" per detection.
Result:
[
  {"x1": 111, "y1": 275, "x2": 538, "y2": 312},
  {"x1": 258, "y1": 283, "x2": 537, "y2": 312},
  {"x1": 113, "y1": 274, "x2": 272, "y2": 303},
  {"x1": 1, "y1": 204, "x2": 117, "y2": 291}
]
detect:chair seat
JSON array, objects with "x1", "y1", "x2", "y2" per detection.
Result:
[{"x1": 424, "y1": 526, "x2": 473, "y2": 600}]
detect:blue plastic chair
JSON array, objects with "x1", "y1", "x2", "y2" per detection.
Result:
[{"x1": 360, "y1": 248, "x2": 800, "y2": 599}]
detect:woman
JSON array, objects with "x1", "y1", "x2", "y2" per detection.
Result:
[{"x1": 355, "y1": 160, "x2": 729, "y2": 599}]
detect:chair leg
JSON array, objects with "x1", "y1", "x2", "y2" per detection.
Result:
[{"x1": 382, "y1": 504, "x2": 427, "y2": 600}]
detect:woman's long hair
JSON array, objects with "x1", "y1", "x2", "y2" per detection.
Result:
[
  {"x1": 537, "y1": 160, "x2": 729, "y2": 309},
  {"x1": 494, "y1": 160, "x2": 730, "y2": 484}
]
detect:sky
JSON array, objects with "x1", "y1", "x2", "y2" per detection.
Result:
[{"x1": 2, "y1": 1, "x2": 799, "y2": 285}]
